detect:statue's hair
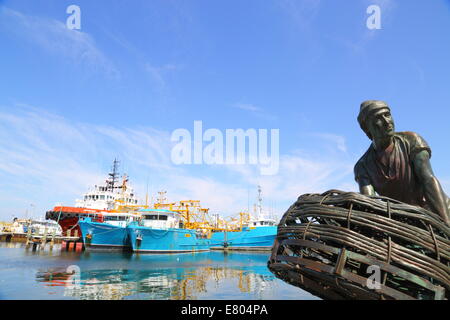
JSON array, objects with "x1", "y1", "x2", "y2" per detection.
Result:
[{"x1": 358, "y1": 100, "x2": 390, "y2": 140}]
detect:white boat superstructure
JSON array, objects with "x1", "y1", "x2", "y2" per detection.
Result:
[
  {"x1": 75, "y1": 159, "x2": 139, "y2": 211},
  {"x1": 29, "y1": 219, "x2": 62, "y2": 236},
  {"x1": 246, "y1": 186, "x2": 277, "y2": 228},
  {"x1": 10, "y1": 219, "x2": 28, "y2": 233},
  {"x1": 139, "y1": 210, "x2": 180, "y2": 230},
  {"x1": 101, "y1": 212, "x2": 139, "y2": 227},
  {"x1": 248, "y1": 217, "x2": 277, "y2": 227},
  {"x1": 2, "y1": 218, "x2": 62, "y2": 235}
]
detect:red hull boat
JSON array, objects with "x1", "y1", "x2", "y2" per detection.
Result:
[{"x1": 45, "y1": 206, "x2": 107, "y2": 236}]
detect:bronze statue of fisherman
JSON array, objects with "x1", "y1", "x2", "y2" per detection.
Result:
[{"x1": 354, "y1": 100, "x2": 450, "y2": 225}]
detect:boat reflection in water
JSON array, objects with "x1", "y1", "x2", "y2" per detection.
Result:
[{"x1": 35, "y1": 251, "x2": 291, "y2": 300}]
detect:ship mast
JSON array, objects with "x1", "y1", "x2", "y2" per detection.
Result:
[{"x1": 107, "y1": 158, "x2": 120, "y2": 192}]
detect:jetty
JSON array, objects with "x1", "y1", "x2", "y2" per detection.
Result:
[{"x1": 0, "y1": 228, "x2": 82, "y2": 251}]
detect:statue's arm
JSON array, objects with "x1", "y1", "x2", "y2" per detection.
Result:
[
  {"x1": 355, "y1": 162, "x2": 376, "y2": 196},
  {"x1": 357, "y1": 178, "x2": 376, "y2": 196},
  {"x1": 413, "y1": 150, "x2": 450, "y2": 225}
]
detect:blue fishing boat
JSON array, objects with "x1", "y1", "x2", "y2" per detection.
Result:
[
  {"x1": 79, "y1": 213, "x2": 138, "y2": 251},
  {"x1": 210, "y1": 186, "x2": 278, "y2": 251},
  {"x1": 210, "y1": 217, "x2": 277, "y2": 251},
  {"x1": 127, "y1": 209, "x2": 211, "y2": 253}
]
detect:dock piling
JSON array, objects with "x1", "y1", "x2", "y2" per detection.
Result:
[
  {"x1": 25, "y1": 227, "x2": 32, "y2": 249},
  {"x1": 40, "y1": 228, "x2": 48, "y2": 250},
  {"x1": 50, "y1": 230, "x2": 56, "y2": 251},
  {"x1": 75, "y1": 242, "x2": 83, "y2": 252}
]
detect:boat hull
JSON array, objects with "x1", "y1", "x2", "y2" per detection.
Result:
[
  {"x1": 79, "y1": 220, "x2": 130, "y2": 251},
  {"x1": 127, "y1": 224, "x2": 211, "y2": 253},
  {"x1": 210, "y1": 226, "x2": 276, "y2": 251},
  {"x1": 46, "y1": 207, "x2": 109, "y2": 238}
]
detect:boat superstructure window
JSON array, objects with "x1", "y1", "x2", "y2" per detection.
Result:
[
  {"x1": 99, "y1": 213, "x2": 136, "y2": 226},
  {"x1": 105, "y1": 215, "x2": 130, "y2": 221},
  {"x1": 252, "y1": 219, "x2": 277, "y2": 227},
  {"x1": 143, "y1": 214, "x2": 168, "y2": 221},
  {"x1": 139, "y1": 210, "x2": 179, "y2": 228}
]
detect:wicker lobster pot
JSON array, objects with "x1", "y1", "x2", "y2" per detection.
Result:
[{"x1": 268, "y1": 190, "x2": 450, "y2": 300}]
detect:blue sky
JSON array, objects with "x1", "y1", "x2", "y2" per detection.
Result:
[{"x1": 0, "y1": 0, "x2": 449, "y2": 221}]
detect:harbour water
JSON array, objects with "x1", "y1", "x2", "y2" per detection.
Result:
[{"x1": 0, "y1": 243, "x2": 319, "y2": 300}]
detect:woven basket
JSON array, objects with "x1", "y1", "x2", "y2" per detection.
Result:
[{"x1": 268, "y1": 190, "x2": 450, "y2": 300}]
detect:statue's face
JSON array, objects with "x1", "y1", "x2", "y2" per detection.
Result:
[{"x1": 367, "y1": 108, "x2": 395, "y2": 140}]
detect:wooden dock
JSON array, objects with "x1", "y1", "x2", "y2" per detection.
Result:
[{"x1": 1, "y1": 229, "x2": 83, "y2": 252}]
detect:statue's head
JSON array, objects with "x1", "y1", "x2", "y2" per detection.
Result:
[{"x1": 358, "y1": 100, "x2": 395, "y2": 141}]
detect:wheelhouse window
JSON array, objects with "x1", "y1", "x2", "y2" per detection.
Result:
[
  {"x1": 104, "y1": 215, "x2": 128, "y2": 221},
  {"x1": 143, "y1": 214, "x2": 168, "y2": 221}
]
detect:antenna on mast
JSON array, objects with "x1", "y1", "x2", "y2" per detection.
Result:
[
  {"x1": 157, "y1": 191, "x2": 167, "y2": 204},
  {"x1": 144, "y1": 171, "x2": 150, "y2": 207},
  {"x1": 107, "y1": 158, "x2": 120, "y2": 192},
  {"x1": 247, "y1": 186, "x2": 250, "y2": 214},
  {"x1": 257, "y1": 185, "x2": 263, "y2": 218}
]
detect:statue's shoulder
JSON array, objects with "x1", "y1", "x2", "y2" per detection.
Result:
[
  {"x1": 396, "y1": 131, "x2": 423, "y2": 141},
  {"x1": 395, "y1": 132, "x2": 431, "y2": 157}
]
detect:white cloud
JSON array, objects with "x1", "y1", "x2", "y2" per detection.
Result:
[
  {"x1": 232, "y1": 103, "x2": 276, "y2": 121},
  {"x1": 310, "y1": 133, "x2": 348, "y2": 153},
  {"x1": 223, "y1": 152, "x2": 354, "y2": 205},
  {"x1": 279, "y1": 0, "x2": 322, "y2": 31},
  {"x1": 0, "y1": 7, "x2": 119, "y2": 78},
  {"x1": 325, "y1": 0, "x2": 397, "y2": 56},
  {"x1": 0, "y1": 105, "x2": 170, "y2": 219},
  {"x1": 145, "y1": 63, "x2": 181, "y2": 93},
  {"x1": 234, "y1": 103, "x2": 263, "y2": 113}
]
